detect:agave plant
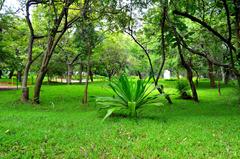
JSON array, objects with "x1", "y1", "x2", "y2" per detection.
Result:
[{"x1": 96, "y1": 75, "x2": 163, "y2": 120}]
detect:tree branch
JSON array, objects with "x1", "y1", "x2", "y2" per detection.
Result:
[{"x1": 173, "y1": 10, "x2": 236, "y2": 51}]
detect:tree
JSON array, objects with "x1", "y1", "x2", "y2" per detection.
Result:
[
  {"x1": 94, "y1": 33, "x2": 128, "y2": 80},
  {"x1": 30, "y1": 0, "x2": 89, "y2": 104}
]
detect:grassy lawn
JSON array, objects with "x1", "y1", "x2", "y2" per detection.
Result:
[{"x1": 0, "y1": 80, "x2": 240, "y2": 158}]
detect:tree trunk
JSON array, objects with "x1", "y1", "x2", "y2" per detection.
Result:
[
  {"x1": 33, "y1": 3, "x2": 71, "y2": 104},
  {"x1": 0, "y1": 70, "x2": 2, "y2": 79},
  {"x1": 186, "y1": 66, "x2": 198, "y2": 102},
  {"x1": 173, "y1": 27, "x2": 199, "y2": 102},
  {"x1": 17, "y1": 70, "x2": 22, "y2": 82},
  {"x1": 137, "y1": 71, "x2": 142, "y2": 79},
  {"x1": 218, "y1": 80, "x2": 221, "y2": 96},
  {"x1": 33, "y1": 37, "x2": 55, "y2": 104},
  {"x1": 22, "y1": 61, "x2": 31, "y2": 102},
  {"x1": 234, "y1": 0, "x2": 240, "y2": 61},
  {"x1": 33, "y1": 33, "x2": 61, "y2": 103},
  {"x1": 208, "y1": 60, "x2": 216, "y2": 88},
  {"x1": 221, "y1": 67, "x2": 230, "y2": 85},
  {"x1": 34, "y1": 70, "x2": 47, "y2": 104},
  {"x1": 89, "y1": 66, "x2": 93, "y2": 82},
  {"x1": 22, "y1": 87, "x2": 29, "y2": 101},
  {"x1": 108, "y1": 74, "x2": 112, "y2": 81},
  {"x1": 82, "y1": 47, "x2": 91, "y2": 105},
  {"x1": 67, "y1": 63, "x2": 73, "y2": 85},
  {"x1": 79, "y1": 63, "x2": 83, "y2": 84}
]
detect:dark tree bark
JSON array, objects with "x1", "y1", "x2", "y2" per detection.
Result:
[
  {"x1": 137, "y1": 71, "x2": 142, "y2": 79},
  {"x1": 218, "y1": 80, "x2": 221, "y2": 96},
  {"x1": 207, "y1": 60, "x2": 216, "y2": 88},
  {"x1": 89, "y1": 66, "x2": 93, "y2": 82},
  {"x1": 79, "y1": 63, "x2": 83, "y2": 84},
  {"x1": 17, "y1": 70, "x2": 22, "y2": 82},
  {"x1": 191, "y1": 67, "x2": 199, "y2": 86},
  {"x1": 107, "y1": 72, "x2": 112, "y2": 81},
  {"x1": 0, "y1": 70, "x2": 2, "y2": 79},
  {"x1": 173, "y1": 27, "x2": 199, "y2": 102}
]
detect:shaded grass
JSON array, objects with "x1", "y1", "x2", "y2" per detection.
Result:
[{"x1": 0, "y1": 79, "x2": 240, "y2": 158}]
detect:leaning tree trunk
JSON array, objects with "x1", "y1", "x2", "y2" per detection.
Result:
[
  {"x1": 34, "y1": 70, "x2": 47, "y2": 104},
  {"x1": 186, "y1": 66, "x2": 198, "y2": 102},
  {"x1": 32, "y1": 0, "x2": 78, "y2": 104},
  {"x1": 33, "y1": 36, "x2": 55, "y2": 104},
  {"x1": 137, "y1": 71, "x2": 142, "y2": 79},
  {"x1": 22, "y1": 60, "x2": 31, "y2": 102},
  {"x1": 207, "y1": 60, "x2": 216, "y2": 88},
  {"x1": 173, "y1": 27, "x2": 199, "y2": 102}
]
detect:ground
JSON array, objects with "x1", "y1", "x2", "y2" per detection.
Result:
[{"x1": 0, "y1": 80, "x2": 240, "y2": 158}]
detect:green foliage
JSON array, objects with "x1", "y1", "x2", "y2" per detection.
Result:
[
  {"x1": 96, "y1": 75, "x2": 163, "y2": 120},
  {"x1": 176, "y1": 80, "x2": 191, "y2": 98}
]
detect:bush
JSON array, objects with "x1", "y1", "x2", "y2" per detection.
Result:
[
  {"x1": 96, "y1": 75, "x2": 163, "y2": 120},
  {"x1": 176, "y1": 80, "x2": 192, "y2": 99}
]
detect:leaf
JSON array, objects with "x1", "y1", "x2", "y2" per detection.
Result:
[{"x1": 102, "y1": 107, "x2": 120, "y2": 121}]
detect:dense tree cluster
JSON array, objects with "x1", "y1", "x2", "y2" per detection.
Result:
[{"x1": 0, "y1": 0, "x2": 239, "y2": 104}]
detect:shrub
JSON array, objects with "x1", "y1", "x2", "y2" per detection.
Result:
[
  {"x1": 96, "y1": 75, "x2": 163, "y2": 120},
  {"x1": 176, "y1": 80, "x2": 192, "y2": 99}
]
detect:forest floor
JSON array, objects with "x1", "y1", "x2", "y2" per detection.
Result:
[{"x1": 0, "y1": 79, "x2": 240, "y2": 158}]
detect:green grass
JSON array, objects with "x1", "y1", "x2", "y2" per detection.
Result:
[{"x1": 0, "y1": 79, "x2": 240, "y2": 158}]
